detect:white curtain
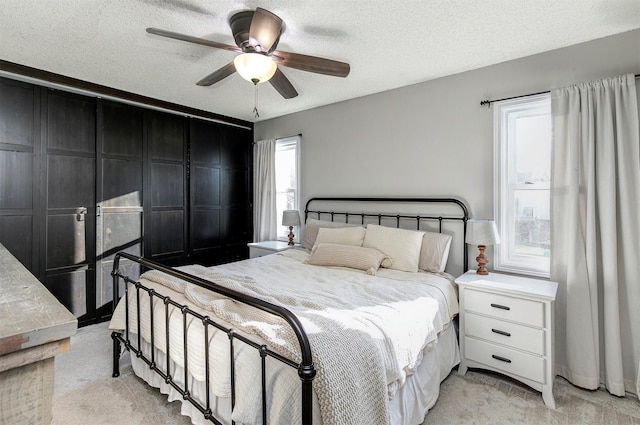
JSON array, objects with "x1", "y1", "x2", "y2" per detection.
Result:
[
  {"x1": 253, "y1": 139, "x2": 277, "y2": 241},
  {"x1": 551, "y1": 74, "x2": 640, "y2": 397}
]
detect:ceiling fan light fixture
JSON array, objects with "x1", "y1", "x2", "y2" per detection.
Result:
[{"x1": 234, "y1": 53, "x2": 277, "y2": 84}]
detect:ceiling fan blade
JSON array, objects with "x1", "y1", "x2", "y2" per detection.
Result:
[
  {"x1": 272, "y1": 50, "x2": 350, "y2": 78},
  {"x1": 269, "y1": 68, "x2": 298, "y2": 99},
  {"x1": 249, "y1": 7, "x2": 283, "y2": 52},
  {"x1": 146, "y1": 27, "x2": 241, "y2": 53},
  {"x1": 196, "y1": 62, "x2": 237, "y2": 86}
]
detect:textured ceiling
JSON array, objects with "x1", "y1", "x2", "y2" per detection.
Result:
[{"x1": 1, "y1": 0, "x2": 639, "y2": 123}]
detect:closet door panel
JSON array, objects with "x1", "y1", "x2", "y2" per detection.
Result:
[
  {"x1": 189, "y1": 119, "x2": 222, "y2": 265},
  {"x1": 150, "y1": 116, "x2": 184, "y2": 161},
  {"x1": 102, "y1": 158, "x2": 143, "y2": 208},
  {"x1": 191, "y1": 122, "x2": 221, "y2": 164},
  {"x1": 0, "y1": 215, "x2": 32, "y2": 268},
  {"x1": 0, "y1": 78, "x2": 40, "y2": 273},
  {"x1": 46, "y1": 93, "x2": 94, "y2": 153},
  {"x1": 0, "y1": 81, "x2": 35, "y2": 146},
  {"x1": 222, "y1": 207, "x2": 252, "y2": 245},
  {"x1": 145, "y1": 111, "x2": 186, "y2": 265},
  {"x1": 102, "y1": 212, "x2": 142, "y2": 260},
  {"x1": 151, "y1": 210, "x2": 184, "y2": 255},
  {"x1": 46, "y1": 269, "x2": 89, "y2": 318},
  {"x1": 151, "y1": 163, "x2": 184, "y2": 207},
  {"x1": 216, "y1": 125, "x2": 252, "y2": 263},
  {"x1": 96, "y1": 100, "x2": 144, "y2": 321},
  {"x1": 0, "y1": 151, "x2": 33, "y2": 209},
  {"x1": 102, "y1": 103, "x2": 143, "y2": 157},
  {"x1": 192, "y1": 210, "x2": 221, "y2": 250},
  {"x1": 44, "y1": 90, "x2": 96, "y2": 325},
  {"x1": 223, "y1": 168, "x2": 250, "y2": 207},
  {"x1": 193, "y1": 166, "x2": 220, "y2": 207},
  {"x1": 99, "y1": 208, "x2": 143, "y2": 317},
  {"x1": 46, "y1": 213, "x2": 87, "y2": 268},
  {"x1": 47, "y1": 155, "x2": 95, "y2": 209},
  {"x1": 223, "y1": 134, "x2": 250, "y2": 169}
]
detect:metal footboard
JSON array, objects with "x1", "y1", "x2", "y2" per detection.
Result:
[{"x1": 110, "y1": 251, "x2": 316, "y2": 425}]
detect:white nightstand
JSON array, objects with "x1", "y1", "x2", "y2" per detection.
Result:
[
  {"x1": 456, "y1": 270, "x2": 558, "y2": 408},
  {"x1": 247, "y1": 241, "x2": 294, "y2": 258}
]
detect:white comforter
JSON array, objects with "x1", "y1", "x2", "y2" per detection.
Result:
[{"x1": 111, "y1": 249, "x2": 458, "y2": 425}]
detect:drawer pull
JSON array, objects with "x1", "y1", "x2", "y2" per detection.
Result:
[
  {"x1": 490, "y1": 303, "x2": 511, "y2": 311},
  {"x1": 491, "y1": 328, "x2": 511, "y2": 337},
  {"x1": 492, "y1": 354, "x2": 512, "y2": 363}
]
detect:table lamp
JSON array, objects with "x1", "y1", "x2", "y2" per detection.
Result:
[
  {"x1": 282, "y1": 210, "x2": 301, "y2": 246},
  {"x1": 465, "y1": 219, "x2": 501, "y2": 275}
]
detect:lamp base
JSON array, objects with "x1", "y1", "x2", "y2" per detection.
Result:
[
  {"x1": 287, "y1": 226, "x2": 295, "y2": 246},
  {"x1": 475, "y1": 244, "x2": 489, "y2": 275}
]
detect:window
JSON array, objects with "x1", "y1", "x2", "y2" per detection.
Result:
[
  {"x1": 275, "y1": 135, "x2": 300, "y2": 241},
  {"x1": 494, "y1": 94, "x2": 551, "y2": 277}
]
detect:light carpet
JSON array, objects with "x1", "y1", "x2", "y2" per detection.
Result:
[{"x1": 52, "y1": 322, "x2": 640, "y2": 425}]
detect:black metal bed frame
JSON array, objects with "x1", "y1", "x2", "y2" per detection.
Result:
[{"x1": 111, "y1": 197, "x2": 469, "y2": 425}]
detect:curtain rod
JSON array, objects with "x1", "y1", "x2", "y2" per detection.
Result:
[
  {"x1": 480, "y1": 73, "x2": 640, "y2": 107},
  {"x1": 252, "y1": 133, "x2": 302, "y2": 145},
  {"x1": 280, "y1": 133, "x2": 302, "y2": 139}
]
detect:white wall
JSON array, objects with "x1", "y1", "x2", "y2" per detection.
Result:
[{"x1": 255, "y1": 29, "x2": 640, "y2": 271}]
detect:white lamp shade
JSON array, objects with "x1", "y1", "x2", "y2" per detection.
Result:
[
  {"x1": 234, "y1": 53, "x2": 277, "y2": 83},
  {"x1": 282, "y1": 210, "x2": 301, "y2": 227},
  {"x1": 466, "y1": 219, "x2": 501, "y2": 246}
]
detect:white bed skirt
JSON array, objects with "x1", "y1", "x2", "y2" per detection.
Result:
[{"x1": 127, "y1": 323, "x2": 459, "y2": 425}]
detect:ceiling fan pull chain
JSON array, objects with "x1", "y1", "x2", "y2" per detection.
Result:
[{"x1": 253, "y1": 81, "x2": 260, "y2": 118}]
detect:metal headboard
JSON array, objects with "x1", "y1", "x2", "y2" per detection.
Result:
[{"x1": 304, "y1": 197, "x2": 470, "y2": 273}]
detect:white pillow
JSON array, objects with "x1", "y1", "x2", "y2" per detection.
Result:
[
  {"x1": 419, "y1": 232, "x2": 453, "y2": 273},
  {"x1": 301, "y1": 218, "x2": 362, "y2": 250},
  {"x1": 306, "y1": 243, "x2": 392, "y2": 275},
  {"x1": 314, "y1": 226, "x2": 366, "y2": 248},
  {"x1": 362, "y1": 225, "x2": 425, "y2": 273}
]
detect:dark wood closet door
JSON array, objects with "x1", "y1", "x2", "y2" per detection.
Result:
[
  {"x1": 95, "y1": 100, "x2": 144, "y2": 320},
  {"x1": 189, "y1": 119, "x2": 222, "y2": 265},
  {"x1": 220, "y1": 125, "x2": 253, "y2": 262},
  {"x1": 144, "y1": 110, "x2": 187, "y2": 266},
  {"x1": 43, "y1": 89, "x2": 96, "y2": 325},
  {"x1": 189, "y1": 120, "x2": 252, "y2": 265},
  {"x1": 0, "y1": 78, "x2": 41, "y2": 275}
]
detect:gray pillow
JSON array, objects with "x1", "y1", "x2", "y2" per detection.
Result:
[{"x1": 301, "y1": 218, "x2": 362, "y2": 250}]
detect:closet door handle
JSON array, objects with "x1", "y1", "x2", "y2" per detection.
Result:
[
  {"x1": 490, "y1": 303, "x2": 510, "y2": 311},
  {"x1": 76, "y1": 207, "x2": 87, "y2": 222},
  {"x1": 491, "y1": 328, "x2": 511, "y2": 337},
  {"x1": 492, "y1": 354, "x2": 512, "y2": 363}
]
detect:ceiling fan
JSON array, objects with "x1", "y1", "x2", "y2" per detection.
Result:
[{"x1": 146, "y1": 7, "x2": 350, "y2": 99}]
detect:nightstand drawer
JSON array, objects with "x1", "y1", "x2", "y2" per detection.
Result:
[
  {"x1": 465, "y1": 337, "x2": 545, "y2": 383},
  {"x1": 249, "y1": 247, "x2": 275, "y2": 258},
  {"x1": 464, "y1": 289, "x2": 544, "y2": 327},
  {"x1": 465, "y1": 312, "x2": 544, "y2": 355},
  {"x1": 248, "y1": 241, "x2": 293, "y2": 259}
]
